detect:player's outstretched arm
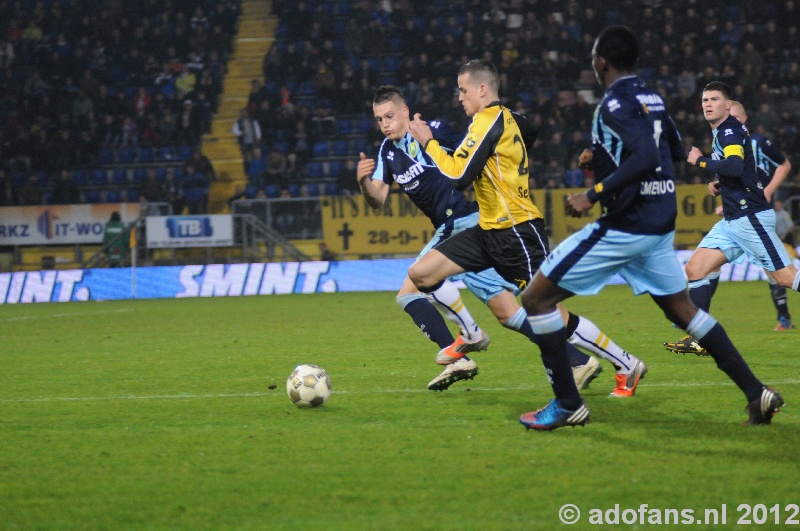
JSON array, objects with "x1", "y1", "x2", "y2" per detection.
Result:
[
  {"x1": 764, "y1": 158, "x2": 791, "y2": 202},
  {"x1": 356, "y1": 152, "x2": 390, "y2": 209}
]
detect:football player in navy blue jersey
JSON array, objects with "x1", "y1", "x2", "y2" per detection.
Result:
[
  {"x1": 519, "y1": 27, "x2": 783, "y2": 430},
  {"x1": 664, "y1": 85, "x2": 800, "y2": 355},
  {"x1": 666, "y1": 99, "x2": 795, "y2": 343},
  {"x1": 359, "y1": 85, "x2": 642, "y2": 392}
]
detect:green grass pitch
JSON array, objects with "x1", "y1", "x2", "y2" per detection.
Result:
[{"x1": 1, "y1": 282, "x2": 797, "y2": 529}]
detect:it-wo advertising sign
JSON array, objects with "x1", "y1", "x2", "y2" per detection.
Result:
[
  {"x1": 146, "y1": 215, "x2": 233, "y2": 248},
  {"x1": 0, "y1": 204, "x2": 140, "y2": 245}
]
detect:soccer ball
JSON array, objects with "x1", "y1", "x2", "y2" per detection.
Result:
[{"x1": 286, "y1": 364, "x2": 331, "y2": 407}]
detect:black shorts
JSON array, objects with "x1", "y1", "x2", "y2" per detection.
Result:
[{"x1": 435, "y1": 218, "x2": 549, "y2": 290}]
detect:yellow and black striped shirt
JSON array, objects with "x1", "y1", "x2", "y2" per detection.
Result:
[{"x1": 424, "y1": 102, "x2": 542, "y2": 230}]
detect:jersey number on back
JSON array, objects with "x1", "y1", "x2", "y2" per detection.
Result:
[{"x1": 513, "y1": 134, "x2": 529, "y2": 176}]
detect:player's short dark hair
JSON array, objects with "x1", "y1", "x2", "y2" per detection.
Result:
[
  {"x1": 373, "y1": 85, "x2": 405, "y2": 106},
  {"x1": 703, "y1": 81, "x2": 733, "y2": 99},
  {"x1": 594, "y1": 25, "x2": 639, "y2": 71},
  {"x1": 458, "y1": 59, "x2": 500, "y2": 92}
]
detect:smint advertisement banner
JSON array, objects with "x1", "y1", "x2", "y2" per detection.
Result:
[
  {"x1": 145, "y1": 215, "x2": 234, "y2": 248},
  {"x1": 1, "y1": 253, "x2": 791, "y2": 304},
  {"x1": 0, "y1": 204, "x2": 141, "y2": 245}
]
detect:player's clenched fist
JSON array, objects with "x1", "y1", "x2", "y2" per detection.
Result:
[{"x1": 357, "y1": 152, "x2": 376, "y2": 184}]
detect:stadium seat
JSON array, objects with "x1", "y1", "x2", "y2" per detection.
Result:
[
  {"x1": 125, "y1": 189, "x2": 139, "y2": 202},
  {"x1": 84, "y1": 190, "x2": 102, "y2": 203},
  {"x1": 132, "y1": 168, "x2": 148, "y2": 184},
  {"x1": 287, "y1": 183, "x2": 301, "y2": 197},
  {"x1": 264, "y1": 184, "x2": 280, "y2": 198},
  {"x1": 138, "y1": 147, "x2": 155, "y2": 163},
  {"x1": 178, "y1": 145, "x2": 193, "y2": 160},
  {"x1": 91, "y1": 169, "x2": 109, "y2": 185},
  {"x1": 106, "y1": 190, "x2": 122, "y2": 203},
  {"x1": 356, "y1": 117, "x2": 372, "y2": 134},
  {"x1": 338, "y1": 119, "x2": 352, "y2": 134},
  {"x1": 112, "y1": 169, "x2": 129, "y2": 185},
  {"x1": 245, "y1": 183, "x2": 259, "y2": 198},
  {"x1": 72, "y1": 170, "x2": 90, "y2": 186},
  {"x1": 157, "y1": 146, "x2": 176, "y2": 161},
  {"x1": 307, "y1": 162, "x2": 324, "y2": 179},
  {"x1": 312, "y1": 141, "x2": 330, "y2": 157},
  {"x1": 155, "y1": 167, "x2": 168, "y2": 182},
  {"x1": 324, "y1": 182, "x2": 339, "y2": 196},
  {"x1": 332, "y1": 140, "x2": 348, "y2": 156},
  {"x1": 98, "y1": 147, "x2": 115, "y2": 164},
  {"x1": 383, "y1": 56, "x2": 401, "y2": 72},
  {"x1": 327, "y1": 161, "x2": 343, "y2": 177},
  {"x1": 117, "y1": 147, "x2": 136, "y2": 163}
]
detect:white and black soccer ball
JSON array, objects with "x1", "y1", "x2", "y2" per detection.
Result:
[{"x1": 286, "y1": 364, "x2": 331, "y2": 407}]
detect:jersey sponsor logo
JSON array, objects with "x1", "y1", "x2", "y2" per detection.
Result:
[
  {"x1": 403, "y1": 181, "x2": 420, "y2": 191},
  {"x1": 724, "y1": 128, "x2": 734, "y2": 136},
  {"x1": 635, "y1": 94, "x2": 665, "y2": 111},
  {"x1": 607, "y1": 99, "x2": 621, "y2": 112},
  {"x1": 393, "y1": 163, "x2": 424, "y2": 184},
  {"x1": 387, "y1": 151, "x2": 395, "y2": 161},
  {"x1": 639, "y1": 180, "x2": 675, "y2": 195}
]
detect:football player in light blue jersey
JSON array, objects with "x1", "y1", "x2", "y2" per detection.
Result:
[
  {"x1": 358, "y1": 86, "x2": 641, "y2": 392},
  {"x1": 664, "y1": 88, "x2": 800, "y2": 357},
  {"x1": 519, "y1": 27, "x2": 783, "y2": 431},
  {"x1": 668, "y1": 100, "x2": 794, "y2": 345}
]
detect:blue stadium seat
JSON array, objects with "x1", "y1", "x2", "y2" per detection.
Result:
[
  {"x1": 328, "y1": 161, "x2": 343, "y2": 177},
  {"x1": 383, "y1": 56, "x2": 401, "y2": 72},
  {"x1": 98, "y1": 148, "x2": 115, "y2": 164},
  {"x1": 91, "y1": 169, "x2": 109, "y2": 185},
  {"x1": 332, "y1": 140, "x2": 348, "y2": 156},
  {"x1": 72, "y1": 170, "x2": 90, "y2": 186},
  {"x1": 307, "y1": 162, "x2": 324, "y2": 179},
  {"x1": 338, "y1": 119, "x2": 352, "y2": 134},
  {"x1": 245, "y1": 183, "x2": 259, "y2": 198},
  {"x1": 324, "y1": 182, "x2": 339, "y2": 196},
  {"x1": 138, "y1": 147, "x2": 154, "y2": 163},
  {"x1": 125, "y1": 189, "x2": 139, "y2": 202},
  {"x1": 84, "y1": 190, "x2": 102, "y2": 203},
  {"x1": 157, "y1": 146, "x2": 176, "y2": 161},
  {"x1": 356, "y1": 117, "x2": 373, "y2": 134},
  {"x1": 312, "y1": 141, "x2": 330, "y2": 157},
  {"x1": 106, "y1": 190, "x2": 122, "y2": 203},
  {"x1": 117, "y1": 147, "x2": 136, "y2": 163},
  {"x1": 264, "y1": 184, "x2": 281, "y2": 198},
  {"x1": 132, "y1": 168, "x2": 148, "y2": 184},
  {"x1": 178, "y1": 145, "x2": 193, "y2": 160},
  {"x1": 112, "y1": 169, "x2": 129, "y2": 185},
  {"x1": 287, "y1": 183, "x2": 300, "y2": 197},
  {"x1": 155, "y1": 167, "x2": 168, "y2": 182}
]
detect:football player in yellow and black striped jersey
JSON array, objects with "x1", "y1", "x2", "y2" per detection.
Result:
[
  {"x1": 408, "y1": 59, "x2": 549, "y2": 292},
  {"x1": 420, "y1": 81, "x2": 542, "y2": 230}
]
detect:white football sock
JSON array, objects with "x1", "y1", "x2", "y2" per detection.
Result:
[
  {"x1": 426, "y1": 281, "x2": 481, "y2": 340},
  {"x1": 570, "y1": 316, "x2": 635, "y2": 373}
]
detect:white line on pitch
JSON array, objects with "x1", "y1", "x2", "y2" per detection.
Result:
[
  {"x1": 0, "y1": 308, "x2": 133, "y2": 322},
  {"x1": 2, "y1": 379, "x2": 798, "y2": 403}
]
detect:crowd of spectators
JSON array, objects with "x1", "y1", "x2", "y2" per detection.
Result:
[
  {"x1": 263, "y1": 0, "x2": 800, "y2": 198},
  {"x1": 2, "y1": 0, "x2": 800, "y2": 211},
  {"x1": 0, "y1": 0, "x2": 240, "y2": 208}
]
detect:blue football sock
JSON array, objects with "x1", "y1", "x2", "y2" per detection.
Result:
[
  {"x1": 508, "y1": 308, "x2": 590, "y2": 366},
  {"x1": 398, "y1": 295, "x2": 454, "y2": 349},
  {"x1": 528, "y1": 310, "x2": 583, "y2": 410},
  {"x1": 688, "y1": 310, "x2": 763, "y2": 402}
]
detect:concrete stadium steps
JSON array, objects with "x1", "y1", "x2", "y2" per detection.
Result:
[{"x1": 202, "y1": 0, "x2": 275, "y2": 213}]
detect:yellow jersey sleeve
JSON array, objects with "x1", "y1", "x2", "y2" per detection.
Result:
[{"x1": 425, "y1": 104, "x2": 542, "y2": 230}]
